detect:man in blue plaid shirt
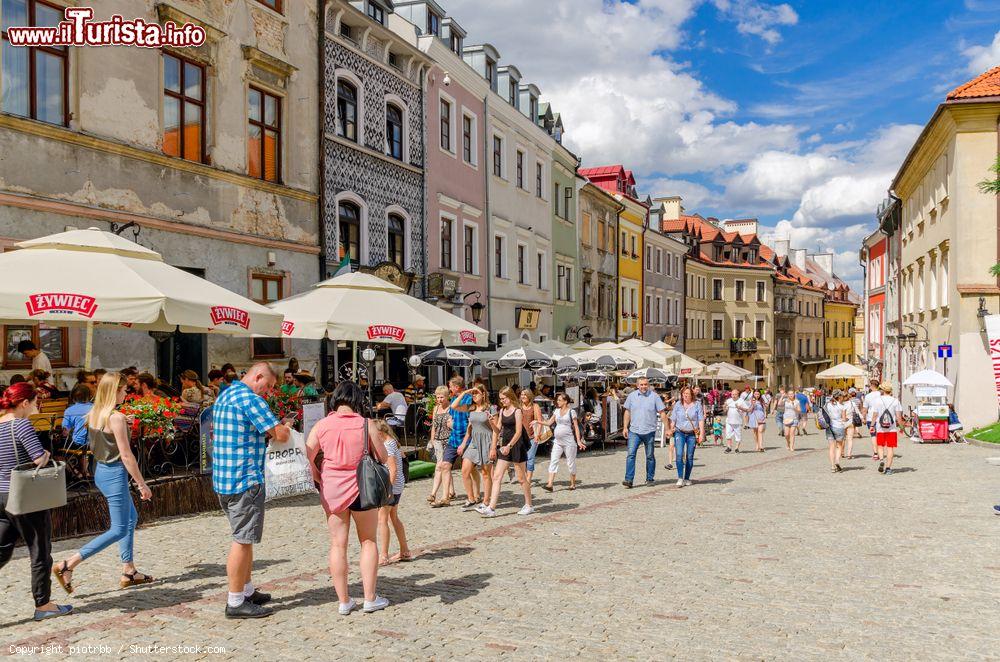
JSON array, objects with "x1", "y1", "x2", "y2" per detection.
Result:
[
  {"x1": 444, "y1": 376, "x2": 481, "y2": 510},
  {"x1": 211, "y1": 362, "x2": 290, "y2": 619}
]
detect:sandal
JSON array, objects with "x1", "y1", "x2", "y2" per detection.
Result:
[
  {"x1": 426, "y1": 495, "x2": 435, "y2": 503},
  {"x1": 53, "y1": 561, "x2": 74, "y2": 595},
  {"x1": 395, "y1": 553, "x2": 414, "y2": 563},
  {"x1": 431, "y1": 499, "x2": 451, "y2": 508},
  {"x1": 120, "y1": 571, "x2": 154, "y2": 589}
]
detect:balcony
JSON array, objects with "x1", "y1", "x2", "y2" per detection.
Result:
[{"x1": 730, "y1": 338, "x2": 758, "y2": 354}]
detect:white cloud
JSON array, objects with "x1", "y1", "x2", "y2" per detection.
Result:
[
  {"x1": 724, "y1": 151, "x2": 842, "y2": 210},
  {"x1": 963, "y1": 30, "x2": 1000, "y2": 73},
  {"x1": 640, "y1": 177, "x2": 716, "y2": 208},
  {"x1": 711, "y1": 0, "x2": 799, "y2": 45}
]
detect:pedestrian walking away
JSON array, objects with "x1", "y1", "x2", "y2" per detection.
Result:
[
  {"x1": 542, "y1": 392, "x2": 585, "y2": 492},
  {"x1": 211, "y1": 363, "x2": 292, "y2": 619},
  {"x1": 861, "y1": 379, "x2": 883, "y2": 461},
  {"x1": 621, "y1": 378, "x2": 667, "y2": 488},
  {"x1": 53, "y1": 373, "x2": 154, "y2": 599},
  {"x1": 481, "y1": 387, "x2": 533, "y2": 517},
  {"x1": 867, "y1": 382, "x2": 903, "y2": 476},
  {"x1": 667, "y1": 386, "x2": 705, "y2": 487},
  {"x1": 306, "y1": 382, "x2": 390, "y2": 615},
  {"x1": 822, "y1": 390, "x2": 849, "y2": 473},
  {"x1": 795, "y1": 388, "x2": 812, "y2": 436},
  {"x1": 0, "y1": 382, "x2": 73, "y2": 621}
]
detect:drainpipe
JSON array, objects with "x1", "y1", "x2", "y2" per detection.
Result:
[
  {"x1": 483, "y1": 92, "x2": 492, "y2": 343},
  {"x1": 615, "y1": 205, "x2": 623, "y2": 341},
  {"x1": 641, "y1": 208, "x2": 647, "y2": 342},
  {"x1": 889, "y1": 192, "x2": 903, "y2": 394},
  {"x1": 419, "y1": 69, "x2": 427, "y2": 301},
  {"x1": 317, "y1": 0, "x2": 329, "y2": 386}
]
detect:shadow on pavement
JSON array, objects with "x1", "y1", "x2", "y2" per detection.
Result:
[
  {"x1": 571, "y1": 481, "x2": 616, "y2": 491},
  {"x1": 688, "y1": 478, "x2": 733, "y2": 486},
  {"x1": 533, "y1": 502, "x2": 580, "y2": 514},
  {"x1": 274, "y1": 571, "x2": 494, "y2": 609},
  {"x1": 888, "y1": 467, "x2": 916, "y2": 473},
  {"x1": 839, "y1": 466, "x2": 865, "y2": 472},
  {"x1": 412, "y1": 546, "x2": 474, "y2": 562}
]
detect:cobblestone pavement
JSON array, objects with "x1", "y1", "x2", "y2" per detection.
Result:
[{"x1": 2, "y1": 425, "x2": 999, "y2": 660}]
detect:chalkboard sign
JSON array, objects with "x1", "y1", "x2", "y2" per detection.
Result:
[{"x1": 199, "y1": 405, "x2": 213, "y2": 474}]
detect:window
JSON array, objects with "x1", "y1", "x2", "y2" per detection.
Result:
[
  {"x1": 517, "y1": 244, "x2": 527, "y2": 284},
  {"x1": 735, "y1": 280, "x2": 745, "y2": 302},
  {"x1": 486, "y1": 59, "x2": 496, "y2": 90},
  {"x1": 537, "y1": 251, "x2": 547, "y2": 290},
  {"x1": 655, "y1": 296, "x2": 662, "y2": 324},
  {"x1": 251, "y1": 274, "x2": 284, "y2": 358},
  {"x1": 493, "y1": 135, "x2": 503, "y2": 177},
  {"x1": 387, "y1": 213, "x2": 405, "y2": 268},
  {"x1": 645, "y1": 246, "x2": 651, "y2": 271},
  {"x1": 449, "y1": 33, "x2": 462, "y2": 55},
  {"x1": 598, "y1": 283, "x2": 606, "y2": 319},
  {"x1": 1, "y1": 0, "x2": 68, "y2": 126},
  {"x1": 336, "y1": 79, "x2": 358, "y2": 142},
  {"x1": 631, "y1": 235, "x2": 636, "y2": 257},
  {"x1": 712, "y1": 279, "x2": 723, "y2": 300},
  {"x1": 338, "y1": 201, "x2": 361, "y2": 263},
  {"x1": 673, "y1": 299, "x2": 679, "y2": 326},
  {"x1": 735, "y1": 319, "x2": 745, "y2": 338},
  {"x1": 755, "y1": 319, "x2": 765, "y2": 339},
  {"x1": 644, "y1": 295, "x2": 651, "y2": 322},
  {"x1": 440, "y1": 218, "x2": 453, "y2": 270},
  {"x1": 255, "y1": 0, "x2": 282, "y2": 11},
  {"x1": 597, "y1": 215, "x2": 606, "y2": 251},
  {"x1": 367, "y1": 1, "x2": 385, "y2": 24},
  {"x1": 248, "y1": 87, "x2": 281, "y2": 182},
  {"x1": 530, "y1": 97, "x2": 538, "y2": 121},
  {"x1": 621, "y1": 286, "x2": 628, "y2": 316},
  {"x1": 427, "y1": 10, "x2": 441, "y2": 36},
  {"x1": 674, "y1": 256, "x2": 680, "y2": 277},
  {"x1": 712, "y1": 319, "x2": 723, "y2": 341},
  {"x1": 581, "y1": 212, "x2": 592, "y2": 247},
  {"x1": 387, "y1": 52, "x2": 399, "y2": 68},
  {"x1": 806, "y1": 338, "x2": 812, "y2": 356},
  {"x1": 162, "y1": 53, "x2": 205, "y2": 162},
  {"x1": 496, "y1": 331, "x2": 508, "y2": 346},
  {"x1": 755, "y1": 359, "x2": 764, "y2": 376},
  {"x1": 621, "y1": 231, "x2": 628, "y2": 255},
  {"x1": 657, "y1": 249, "x2": 663, "y2": 274},
  {"x1": 756, "y1": 281, "x2": 765, "y2": 302},
  {"x1": 386, "y1": 103, "x2": 403, "y2": 160},
  {"x1": 516, "y1": 150, "x2": 524, "y2": 189},
  {"x1": 463, "y1": 224, "x2": 475, "y2": 274},
  {"x1": 557, "y1": 265, "x2": 573, "y2": 302},
  {"x1": 440, "y1": 98, "x2": 452, "y2": 151},
  {"x1": 553, "y1": 183, "x2": 561, "y2": 217},
  {"x1": 462, "y1": 114, "x2": 473, "y2": 163},
  {"x1": 509, "y1": 79, "x2": 517, "y2": 106},
  {"x1": 583, "y1": 280, "x2": 593, "y2": 317},
  {"x1": 339, "y1": 22, "x2": 352, "y2": 40},
  {"x1": 494, "y1": 235, "x2": 506, "y2": 278},
  {"x1": 3, "y1": 325, "x2": 67, "y2": 369},
  {"x1": 535, "y1": 163, "x2": 543, "y2": 197}
]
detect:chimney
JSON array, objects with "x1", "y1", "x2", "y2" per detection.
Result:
[
  {"x1": 775, "y1": 239, "x2": 790, "y2": 258},
  {"x1": 791, "y1": 248, "x2": 807, "y2": 271},
  {"x1": 653, "y1": 196, "x2": 682, "y2": 222},
  {"x1": 811, "y1": 252, "x2": 833, "y2": 276}
]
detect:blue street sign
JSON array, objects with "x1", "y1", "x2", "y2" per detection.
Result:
[{"x1": 937, "y1": 344, "x2": 952, "y2": 359}]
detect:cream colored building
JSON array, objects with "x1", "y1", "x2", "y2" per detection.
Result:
[{"x1": 892, "y1": 67, "x2": 999, "y2": 426}]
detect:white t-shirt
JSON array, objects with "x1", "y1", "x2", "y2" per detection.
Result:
[
  {"x1": 32, "y1": 350, "x2": 52, "y2": 374},
  {"x1": 724, "y1": 397, "x2": 748, "y2": 425},
  {"x1": 824, "y1": 401, "x2": 847, "y2": 432},
  {"x1": 868, "y1": 395, "x2": 902, "y2": 432},
  {"x1": 383, "y1": 391, "x2": 408, "y2": 419},
  {"x1": 862, "y1": 390, "x2": 881, "y2": 421}
]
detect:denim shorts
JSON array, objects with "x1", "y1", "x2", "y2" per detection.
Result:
[{"x1": 826, "y1": 427, "x2": 846, "y2": 442}]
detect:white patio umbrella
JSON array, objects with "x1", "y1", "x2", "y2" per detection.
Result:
[
  {"x1": 411, "y1": 347, "x2": 480, "y2": 368},
  {"x1": 703, "y1": 362, "x2": 752, "y2": 382},
  {"x1": 903, "y1": 369, "x2": 953, "y2": 388},
  {"x1": 816, "y1": 362, "x2": 867, "y2": 380},
  {"x1": 625, "y1": 367, "x2": 674, "y2": 384},
  {"x1": 496, "y1": 347, "x2": 557, "y2": 371},
  {"x1": 650, "y1": 340, "x2": 674, "y2": 351},
  {"x1": 268, "y1": 272, "x2": 488, "y2": 347},
  {"x1": 0, "y1": 228, "x2": 284, "y2": 367}
]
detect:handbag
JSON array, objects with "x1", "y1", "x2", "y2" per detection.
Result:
[
  {"x1": 354, "y1": 417, "x2": 392, "y2": 511},
  {"x1": 5, "y1": 420, "x2": 67, "y2": 516}
]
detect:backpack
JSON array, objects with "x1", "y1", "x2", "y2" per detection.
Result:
[
  {"x1": 878, "y1": 397, "x2": 895, "y2": 430},
  {"x1": 818, "y1": 404, "x2": 831, "y2": 430}
]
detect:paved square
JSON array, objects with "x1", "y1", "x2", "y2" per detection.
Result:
[{"x1": 2, "y1": 428, "x2": 998, "y2": 660}]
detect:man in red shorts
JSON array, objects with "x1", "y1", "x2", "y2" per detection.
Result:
[{"x1": 867, "y1": 382, "x2": 902, "y2": 476}]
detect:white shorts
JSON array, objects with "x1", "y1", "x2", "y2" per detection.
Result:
[{"x1": 725, "y1": 423, "x2": 742, "y2": 442}]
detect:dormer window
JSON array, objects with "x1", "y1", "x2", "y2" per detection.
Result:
[
  {"x1": 509, "y1": 80, "x2": 517, "y2": 106},
  {"x1": 387, "y1": 52, "x2": 399, "y2": 68},
  {"x1": 427, "y1": 11, "x2": 441, "y2": 36},
  {"x1": 529, "y1": 98, "x2": 538, "y2": 121},
  {"x1": 367, "y1": 1, "x2": 385, "y2": 25},
  {"x1": 485, "y1": 59, "x2": 496, "y2": 90},
  {"x1": 340, "y1": 22, "x2": 353, "y2": 40},
  {"x1": 450, "y1": 33, "x2": 462, "y2": 54}
]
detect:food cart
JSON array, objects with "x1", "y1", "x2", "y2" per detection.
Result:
[{"x1": 902, "y1": 370, "x2": 953, "y2": 444}]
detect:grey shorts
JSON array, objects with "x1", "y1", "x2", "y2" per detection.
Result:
[{"x1": 218, "y1": 483, "x2": 265, "y2": 544}]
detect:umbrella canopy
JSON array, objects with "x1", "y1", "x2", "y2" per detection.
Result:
[
  {"x1": 620, "y1": 338, "x2": 652, "y2": 349},
  {"x1": 496, "y1": 347, "x2": 556, "y2": 371},
  {"x1": 268, "y1": 272, "x2": 488, "y2": 346},
  {"x1": 903, "y1": 369, "x2": 953, "y2": 388},
  {"x1": 574, "y1": 346, "x2": 655, "y2": 369},
  {"x1": 625, "y1": 367, "x2": 674, "y2": 384},
  {"x1": 594, "y1": 353, "x2": 638, "y2": 373},
  {"x1": 669, "y1": 352, "x2": 706, "y2": 376},
  {"x1": 703, "y1": 362, "x2": 752, "y2": 381},
  {"x1": 816, "y1": 362, "x2": 866, "y2": 380},
  {"x1": 411, "y1": 347, "x2": 479, "y2": 368},
  {"x1": 555, "y1": 355, "x2": 598, "y2": 376},
  {"x1": 650, "y1": 340, "x2": 674, "y2": 351},
  {"x1": 0, "y1": 228, "x2": 282, "y2": 336}
]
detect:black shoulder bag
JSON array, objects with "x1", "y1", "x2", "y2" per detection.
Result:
[{"x1": 355, "y1": 418, "x2": 392, "y2": 511}]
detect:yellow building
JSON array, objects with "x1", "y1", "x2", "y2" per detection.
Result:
[{"x1": 825, "y1": 298, "x2": 859, "y2": 388}]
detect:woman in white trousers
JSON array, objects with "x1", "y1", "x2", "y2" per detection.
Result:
[{"x1": 541, "y1": 393, "x2": 585, "y2": 491}]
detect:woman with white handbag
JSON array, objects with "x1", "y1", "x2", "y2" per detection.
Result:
[{"x1": 0, "y1": 382, "x2": 73, "y2": 621}]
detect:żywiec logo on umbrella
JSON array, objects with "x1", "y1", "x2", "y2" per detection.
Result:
[
  {"x1": 459, "y1": 330, "x2": 477, "y2": 344},
  {"x1": 281, "y1": 321, "x2": 295, "y2": 336},
  {"x1": 210, "y1": 306, "x2": 250, "y2": 329},
  {"x1": 25, "y1": 293, "x2": 98, "y2": 318},
  {"x1": 367, "y1": 324, "x2": 406, "y2": 342}
]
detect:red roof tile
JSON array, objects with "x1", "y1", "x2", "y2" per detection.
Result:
[
  {"x1": 947, "y1": 66, "x2": 1000, "y2": 101},
  {"x1": 579, "y1": 165, "x2": 625, "y2": 178}
]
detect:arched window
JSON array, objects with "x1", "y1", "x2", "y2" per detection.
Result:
[
  {"x1": 338, "y1": 201, "x2": 361, "y2": 263},
  {"x1": 337, "y1": 80, "x2": 358, "y2": 142},
  {"x1": 387, "y1": 213, "x2": 406, "y2": 267},
  {"x1": 386, "y1": 103, "x2": 403, "y2": 160}
]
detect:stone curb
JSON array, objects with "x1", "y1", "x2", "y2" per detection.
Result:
[{"x1": 968, "y1": 437, "x2": 1000, "y2": 450}]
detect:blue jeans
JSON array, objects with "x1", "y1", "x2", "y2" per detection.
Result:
[
  {"x1": 625, "y1": 431, "x2": 656, "y2": 482},
  {"x1": 526, "y1": 440, "x2": 539, "y2": 472},
  {"x1": 79, "y1": 462, "x2": 137, "y2": 563},
  {"x1": 674, "y1": 431, "x2": 697, "y2": 480}
]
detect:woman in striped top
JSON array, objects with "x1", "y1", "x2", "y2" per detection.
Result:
[{"x1": 374, "y1": 420, "x2": 411, "y2": 566}]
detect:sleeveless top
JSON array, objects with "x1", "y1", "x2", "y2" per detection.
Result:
[
  {"x1": 90, "y1": 426, "x2": 121, "y2": 464},
  {"x1": 432, "y1": 410, "x2": 451, "y2": 443},
  {"x1": 520, "y1": 404, "x2": 537, "y2": 439},
  {"x1": 554, "y1": 407, "x2": 576, "y2": 441},
  {"x1": 500, "y1": 408, "x2": 518, "y2": 443}
]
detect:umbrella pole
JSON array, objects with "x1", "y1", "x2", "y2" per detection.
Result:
[
  {"x1": 84, "y1": 321, "x2": 93, "y2": 370},
  {"x1": 352, "y1": 341, "x2": 357, "y2": 381}
]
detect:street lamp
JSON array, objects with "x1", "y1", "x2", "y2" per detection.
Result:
[{"x1": 462, "y1": 291, "x2": 485, "y2": 325}]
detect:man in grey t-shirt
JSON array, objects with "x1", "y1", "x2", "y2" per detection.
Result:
[{"x1": 621, "y1": 378, "x2": 668, "y2": 488}]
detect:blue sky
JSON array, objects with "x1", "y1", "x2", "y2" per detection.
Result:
[{"x1": 446, "y1": 0, "x2": 1000, "y2": 290}]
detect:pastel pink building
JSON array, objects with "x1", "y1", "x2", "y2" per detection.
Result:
[{"x1": 411, "y1": 7, "x2": 488, "y2": 328}]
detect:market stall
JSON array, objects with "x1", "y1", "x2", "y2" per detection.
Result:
[{"x1": 902, "y1": 369, "x2": 953, "y2": 443}]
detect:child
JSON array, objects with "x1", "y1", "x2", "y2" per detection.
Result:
[
  {"x1": 373, "y1": 420, "x2": 412, "y2": 566},
  {"x1": 61, "y1": 383, "x2": 94, "y2": 479},
  {"x1": 711, "y1": 416, "x2": 724, "y2": 446}
]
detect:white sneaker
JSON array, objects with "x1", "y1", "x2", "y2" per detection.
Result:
[
  {"x1": 517, "y1": 504, "x2": 534, "y2": 516},
  {"x1": 474, "y1": 503, "x2": 489, "y2": 514},
  {"x1": 480, "y1": 506, "x2": 496, "y2": 518},
  {"x1": 338, "y1": 598, "x2": 357, "y2": 616},
  {"x1": 676, "y1": 479, "x2": 684, "y2": 488},
  {"x1": 684, "y1": 479, "x2": 693, "y2": 486},
  {"x1": 363, "y1": 596, "x2": 389, "y2": 613}
]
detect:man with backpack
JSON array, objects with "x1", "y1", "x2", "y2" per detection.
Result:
[
  {"x1": 866, "y1": 382, "x2": 903, "y2": 476},
  {"x1": 861, "y1": 378, "x2": 882, "y2": 461}
]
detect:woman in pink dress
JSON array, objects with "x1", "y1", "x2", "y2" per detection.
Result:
[{"x1": 306, "y1": 382, "x2": 388, "y2": 615}]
